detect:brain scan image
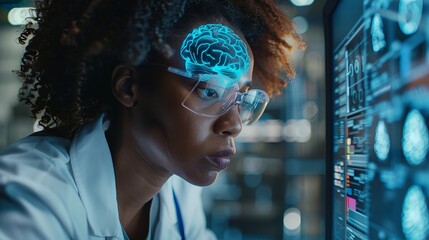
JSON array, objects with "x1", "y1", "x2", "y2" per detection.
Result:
[
  {"x1": 374, "y1": 120, "x2": 390, "y2": 161},
  {"x1": 402, "y1": 109, "x2": 429, "y2": 165},
  {"x1": 398, "y1": 0, "x2": 423, "y2": 35},
  {"x1": 371, "y1": 13, "x2": 387, "y2": 53},
  {"x1": 401, "y1": 185, "x2": 429, "y2": 240}
]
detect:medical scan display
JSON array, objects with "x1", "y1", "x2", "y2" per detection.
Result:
[{"x1": 326, "y1": 0, "x2": 429, "y2": 239}]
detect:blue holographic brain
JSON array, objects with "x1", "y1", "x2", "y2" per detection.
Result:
[
  {"x1": 180, "y1": 24, "x2": 250, "y2": 81},
  {"x1": 402, "y1": 185, "x2": 429, "y2": 240},
  {"x1": 402, "y1": 109, "x2": 429, "y2": 165},
  {"x1": 374, "y1": 120, "x2": 390, "y2": 161}
]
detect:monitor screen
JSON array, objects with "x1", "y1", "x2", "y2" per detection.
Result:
[{"x1": 325, "y1": 0, "x2": 429, "y2": 239}]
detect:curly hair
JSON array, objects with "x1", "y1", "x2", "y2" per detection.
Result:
[{"x1": 17, "y1": 0, "x2": 304, "y2": 136}]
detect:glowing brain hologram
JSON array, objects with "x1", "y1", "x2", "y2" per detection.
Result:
[
  {"x1": 401, "y1": 185, "x2": 429, "y2": 240},
  {"x1": 402, "y1": 109, "x2": 429, "y2": 165},
  {"x1": 180, "y1": 24, "x2": 250, "y2": 86}
]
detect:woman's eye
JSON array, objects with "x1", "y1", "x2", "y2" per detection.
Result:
[{"x1": 196, "y1": 88, "x2": 220, "y2": 100}]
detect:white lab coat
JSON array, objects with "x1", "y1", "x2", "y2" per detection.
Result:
[{"x1": 0, "y1": 114, "x2": 216, "y2": 240}]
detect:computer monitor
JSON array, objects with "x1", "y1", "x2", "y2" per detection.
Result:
[{"x1": 325, "y1": 0, "x2": 429, "y2": 239}]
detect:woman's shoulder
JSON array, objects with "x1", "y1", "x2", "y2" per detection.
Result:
[
  {"x1": 0, "y1": 130, "x2": 74, "y2": 191},
  {"x1": 0, "y1": 129, "x2": 72, "y2": 167},
  {"x1": 0, "y1": 132, "x2": 90, "y2": 239}
]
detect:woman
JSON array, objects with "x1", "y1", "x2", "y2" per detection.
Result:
[{"x1": 0, "y1": 0, "x2": 303, "y2": 239}]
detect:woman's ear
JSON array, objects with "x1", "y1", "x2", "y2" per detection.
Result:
[{"x1": 111, "y1": 65, "x2": 139, "y2": 108}]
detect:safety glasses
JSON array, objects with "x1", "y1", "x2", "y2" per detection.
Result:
[{"x1": 143, "y1": 64, "x2": 269, "y2": 125}]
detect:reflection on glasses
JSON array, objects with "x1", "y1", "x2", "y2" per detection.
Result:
[{"x1": 143, "y1": 64, "x2": 269, "y2": 125}]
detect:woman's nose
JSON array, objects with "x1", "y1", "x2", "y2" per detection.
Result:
[{"x1": 213, "y1": 105, "x2": 243, "y2": 137}]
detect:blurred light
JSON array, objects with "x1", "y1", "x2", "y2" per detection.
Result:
[
  {"x1": 296, "y1": 119, "x2": 312, "y2": 142},
  {"x1": 378, "y1": 230, "x2": 386, "y2": 239},
  {"x1": 262, "y1": 120, "x2": 283, "y2": 142},
  {"x1": 283, "y1": 120, "x2": 298, "y2": 141},
  {"x1": 255, "y1": 185, "x2": 273, "y2": 214},
  {"x1": 236, "y1": 119, "x2": 312, "y2": 143},
  {"x1": 255, "y1": 185, "x2": 272, "y2": 203},
  {"x1": 242, "y1": 156, "x2": 264, "y2": 174},
  {"x1": 237, "y1": 120, "x2": 283, "y2": 143},
  {"x1": 8, "y1": 7, "x2": 35, "y2": 26},
  {"x1": 236, "y1": 124, "x2": 260, "y2": 142},
  {"x1": 223, "y1": 228, "x2": 243, "y2": 240},
  {"x1": 244, "y1": 173, "x2": 262, "y2": 188},
  {"x1": 283, "y1": 119, "x2": 312, "y2": 142},
  {"x1": 215, "y1": 202, "x2": 242, "y2": 217},
  {"x1": 303, "y1": 101, "x2": 319, "y2": 119},
  {"x1": 305, "y1": 51, "x2": 324, "y2": 81},
  {"x1": 283, "y1": 208, "x2": 301, "y2": 231},
  {"x1": 292, "y1": 16, "x2": 309, "y2": 34},
  {"x1": 290, "y1": 0, "x2": 315, "y2": 7}
]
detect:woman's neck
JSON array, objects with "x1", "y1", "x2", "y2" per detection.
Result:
[{"x1": 106, "y1": 118, "x2": 171, "y2": 232}]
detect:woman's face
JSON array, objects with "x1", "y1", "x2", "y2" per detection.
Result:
[{"x1": 130, "y1": 23, "x2": 253, "y2": 186}]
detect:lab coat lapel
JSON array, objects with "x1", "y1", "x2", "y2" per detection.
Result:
[
  {"x1": 69, "y1": 114, "x2": 122, "y2": 238},
  {"x1": 151, "y1": 178, "x2": 181, "y2": 240}
]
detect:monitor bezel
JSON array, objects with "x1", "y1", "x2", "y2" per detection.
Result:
[{"x1": 323, "y1": 0, "x2": 340, "y2": 239}]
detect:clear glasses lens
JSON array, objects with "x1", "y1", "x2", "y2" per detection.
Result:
[
  {"x1": 239, "y1": 90, "x2": 269, "y2": 125},
  {"x1": 181, "y1": 78, "x2": 269, "y2": 125}
]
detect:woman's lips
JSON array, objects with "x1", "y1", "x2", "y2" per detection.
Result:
[{"x1": 205, "y1": 148, "x2": 235, "y2": 171}]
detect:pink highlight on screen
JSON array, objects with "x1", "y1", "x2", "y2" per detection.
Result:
[{"x1": 347, "y1": 197, "x2": 356, "y2": 211}]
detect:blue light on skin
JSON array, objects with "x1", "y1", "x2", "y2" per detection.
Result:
[
  {"x1": 180, "y1": 24, "x2": 251, "y2": 88},
  {"x1": 402, "y1": 185, "x2": 429, "y2": 240}
]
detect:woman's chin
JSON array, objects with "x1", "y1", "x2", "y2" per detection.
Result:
[{"x1": 184, "y1": 171, "x2": 220, "y2": 187}]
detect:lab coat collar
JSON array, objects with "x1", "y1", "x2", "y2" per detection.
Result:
[
  {"x1": 151, "y1": 178, "x2": 181, "y2": 239},
  {"x1": 155, "y1": 177, "x2": 181, "y2": 239},
  {"x1": 69, "y1": 114, "x2": 122, "y2": 238}
]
